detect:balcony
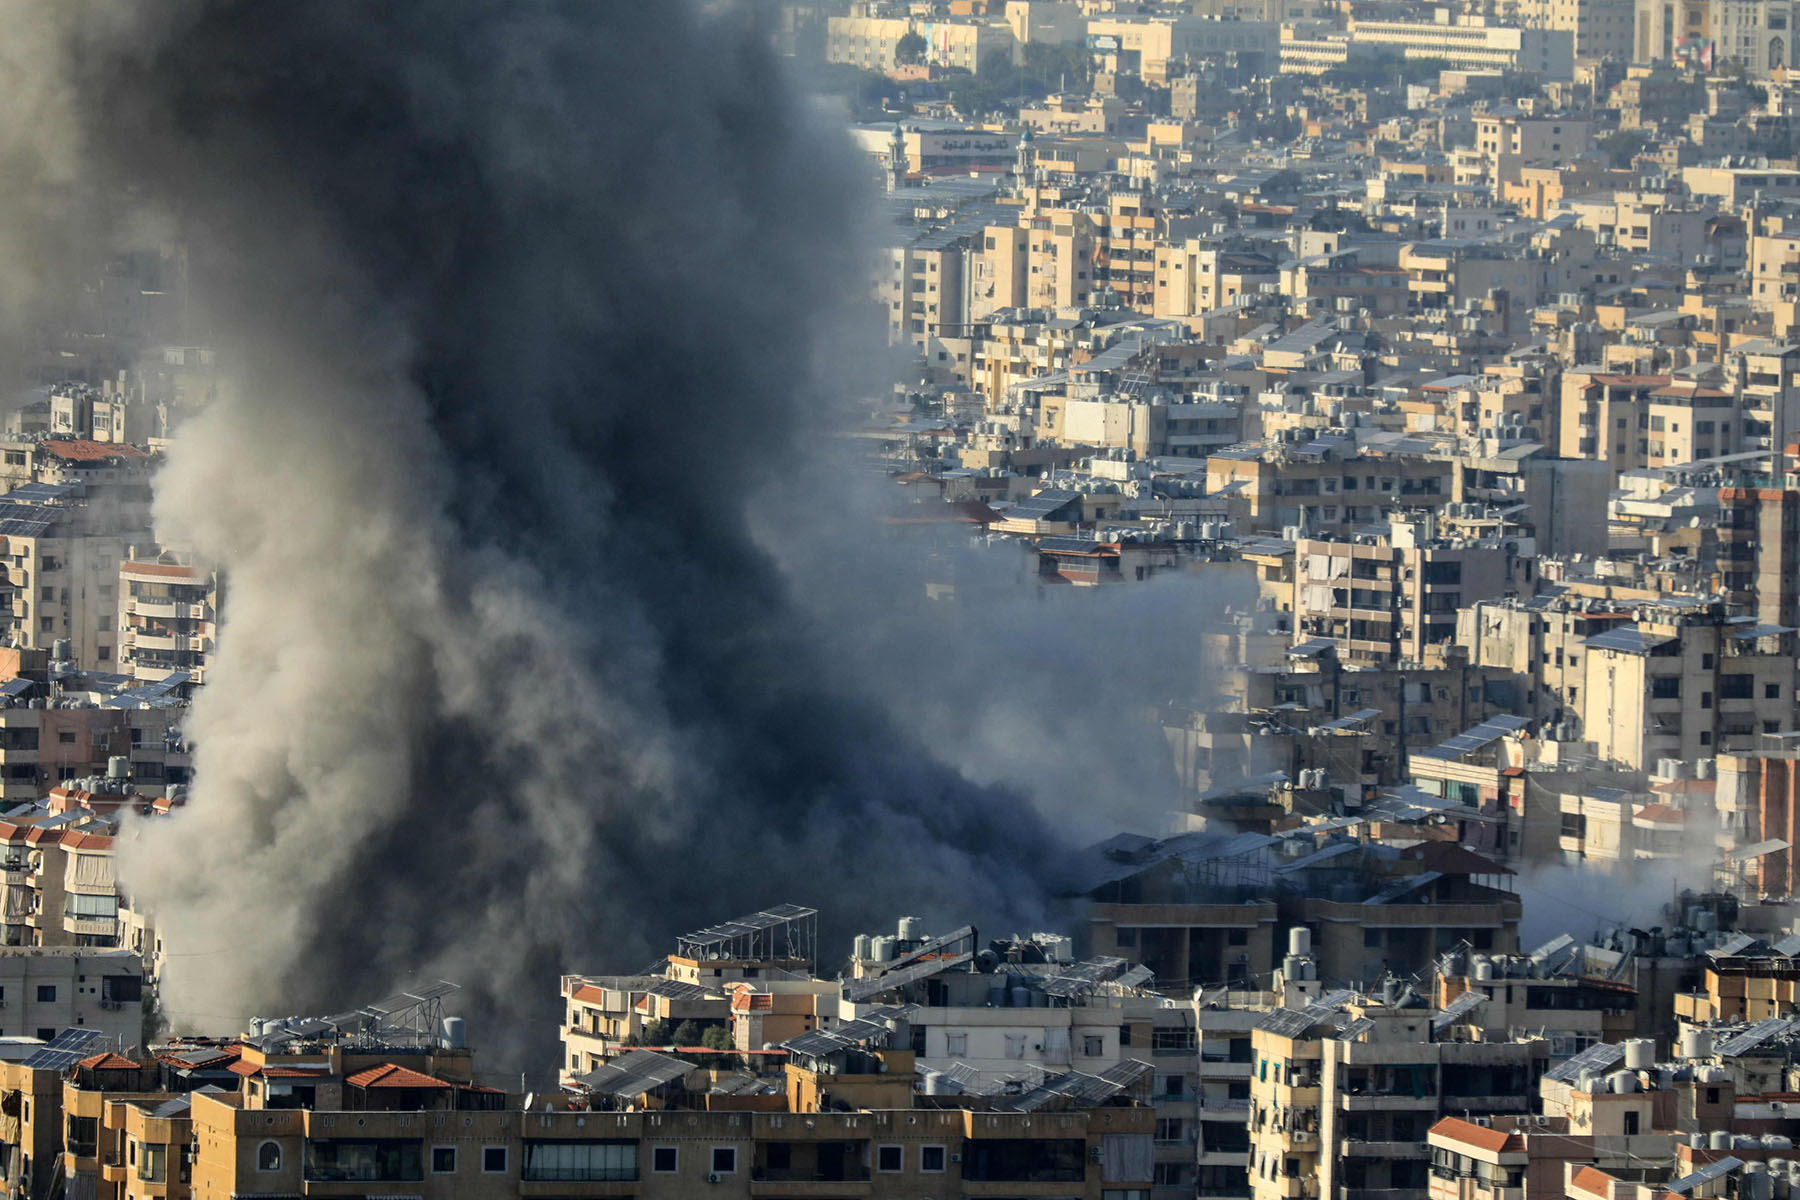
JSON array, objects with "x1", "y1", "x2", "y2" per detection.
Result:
[
  {"x1": 1339, "y1": 1094, "x2": 1439, "y2": 1112},
  {"x1": 1341, "y1": 1141, "x2": 1429, "y2": 1158}
]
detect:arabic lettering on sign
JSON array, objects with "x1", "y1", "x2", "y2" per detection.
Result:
[{"x1": 933, "y1": 138, "x2": 1011, "y2": 153}]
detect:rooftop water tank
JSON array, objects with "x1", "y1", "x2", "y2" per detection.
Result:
[
  {"x1": 1624, "y1": 1039, "x2": 1655, "y2": 1071},
  {"x1": 898, "y1": 916, "x2": 927, "y2": 942},
  {"x1": 854, "y1": 935, "x2": 873, "y2": 961},
  {"x1": 1290, "y1": 927, "x2": 1312, "y2": 958}
]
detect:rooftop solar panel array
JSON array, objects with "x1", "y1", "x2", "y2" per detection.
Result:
[
  {"x1": 575, "y1": 1049, "x2": 690, "y2": 1097},
  {"x1": 1546, "y1": 1042, "x2": 1623, "y2": 1083},
  {"x1": 779, "y1": 1017, "x2": 897, "y2": 1061},
  {"x1": 1318, "y1": 707, "x2": 1381, "y2": 732},
  {"x1": 843, "y1": 951, "x2": 974, "y2": 1002},
  {"x1": 0, "y1": 503, "x2": 62, "y2": 540},
  {"x1": 1008, "y1": 491, "x2": 1082, "y2": 521},
  {"x1": 1716, "y1": 1017, "x2": 1798, "y2": 1057},
  {"x1": 1583, "y1": 625, "x2": 1676, "y2": 654},
  {"x1": 1007, "y1": 1059, "x2": 1151, "y2": 1112},
  {"x1": 645, "y1": 980, "x2": 712, "y2": 1002},
  {"x1": 1668, "y1": 1157, "x2": 1745, "y2": 1195},
  {"x1": 1040, "y1": 956, "x2": 1131, "y2": 998},
  {"x1": 1415, "y1": 714, "x2": 1530, "y2": 761},
  {"x1": 1430, "y1": 990, "x2": 1486, "y2": 1032},
  {"x1": 21, "y1": 1028, "x2": 103, "y2": 1071}
]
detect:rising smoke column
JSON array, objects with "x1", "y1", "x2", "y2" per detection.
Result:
[{"x1": 0, "y1": 1, "x2": 1071, "y2": 1063}]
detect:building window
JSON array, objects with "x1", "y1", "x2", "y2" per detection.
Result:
[
  {"x1": 431, "y1": 1147, "x2": 455, "y2": 1174},
  {"x1": 653, "y1": 1147, "x2": 678, "y2": 1174},
  {"x1": 944, "y1": 1032, "x2": 967, "y2": 1056},
  {"x1": 35, "y1": 985, "x2": 53, "y2": 1003},
  {"x1": 711, "y1": 1147, "x2": 737, "y2": 1176},
  {"x1": 482, "y1": 1147, "x2": 508, "y2": 1175},
  {"x1": 921, "y1": 1146, "x2": 947, "y2": 1173},
  {"x1": 878, "y1": 1146, "x2": 903, "y2": 1173},
  {"x1": 1084, "y1": 1035, "x2": 1105, "y2": 1056},
  {"x1": 257, "y1": 1142, "x2": 281, "y2": 1173}
]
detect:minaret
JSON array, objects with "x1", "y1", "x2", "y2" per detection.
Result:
[
  {"x1": 1014, "y1": 125, "x2": 1034, "y2": 199},
  {"x1": 887, "y1": 124, "x2": 906, "y2": 193}
]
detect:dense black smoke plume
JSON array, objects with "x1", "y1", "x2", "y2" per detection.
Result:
[{"x1": 0, "y1": 1, "x2": 1102, "y2": 1067}]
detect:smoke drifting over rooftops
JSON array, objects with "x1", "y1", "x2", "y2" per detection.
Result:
[{"x1": 0, "y1": 1, "x2": 1107, "y2": 1065}]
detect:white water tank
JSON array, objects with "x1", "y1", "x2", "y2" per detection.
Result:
[
  {"x1": 872, "y1": 936, "x2": 897, "y2": 961},
  {"x1": 1473, "y1": 956, "x2": 1496, "y2": 981},
  {"x1": 1624, "y1": 1039, "x2": 1655, "y2": 1070},
  {"x1": 1608, "y1": 1071, "x2": 1638, "y2": 1093},
  {"x1": 898, "y1": 916, "x2": 927, "y2": 942},
  {"x1": 854, "y1": 935, "x2": 873, "y2": 961},
  {"x1": 1714, "y1": 1131, "x2": 1735, "y2": 1151},
  {"x1": 1290, "y1": 927, "x2": 1312, "y2": 958}
]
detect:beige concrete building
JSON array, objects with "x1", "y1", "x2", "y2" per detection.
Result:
[
  {"x1": 117, "y1": 554, "x2": 216, "y2": 687},
  {"x1": 1344, "y1": 17, "x2": 1575, "y2": 78},
  {"x1": 1248, "y1": 987, "x2": 1548, "y2": 1200},
  {"x1": 1577, "y1": 612, "x2": 1797, "y2": 769},
  {"x1": 1513, "y1": 0, "x2": 1634, "y2": 59},
  {"x1": 1294, "y1": 518, "x2": 1535, "y2": 667}
]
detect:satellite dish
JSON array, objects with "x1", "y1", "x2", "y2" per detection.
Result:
[{"x1": 522, "y1": 1092, "x2": 536, "y2": 1111}]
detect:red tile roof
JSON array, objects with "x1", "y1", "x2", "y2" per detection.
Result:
[
  {"x1": 346, "y1": 1063, "x2": 452, "y2": 1090},
  {"x1": 1571, "y1": 1166, "x2": 1618, "y2": 1199},
  {"x1": 39, "y1": 440, "x2": 147, "y2": 463},
  {"x1": 1634, "y1": 803, "x2": 1685, "y2": 824},
  {"x1": 571, "y1": 984, "x2": 607, "y2": 1004},
  {"x1": 78, "y1": 1053, "x2": 139, "y2": 1071},
  {"x1": 119, "y1": 561, "x2": 203, "y2": 580},
  {"x1": 1430, "y1": 1116, "x2": 1521, "y2": 1154}
]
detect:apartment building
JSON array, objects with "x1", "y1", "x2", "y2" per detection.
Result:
[
  {"x1": 0, "y1": 998, "x2": 1156, "y2": 1200},
  {"x1": 1342, "y1": 18, "x2": 1575, "y2": 79},
  {"x1": 1207, "y1": 438, "x2": 1454, "y2": 539},
  {"x1": 827, "y1": 15, "x2": 1020, "y2": 73},
  {"x1": 46, "y1": 384, "x2": 158, "y2": 447},
  {"x1": 1247, "y1": 987, "x2": 1549, "y2": 1200},
  {"x1": 1557, "y1": 369, "x2": 1737, "y2": 482},
  {"x1": 561, "y1": 906, "x2": 821, "y2": 1085},
  {"x1": 1734, "y1": 341, "x2": 1800, "y2": 452},
  {"x1": 1472, "y1": 114, "x2": 1592, "y2": 168},
  {"x1": 0, "y1": 703, "x2": 189, "y2": 806},
  {"x1": 1157, "y1": 242, "x2": 1281, "y2": 318},
  {"x1": 1512, "y1": 0, "x2": 1634, "y2": 59},
  {"x1": 1294, "y1": 518, "x2": 1534, "y2": 667},
  {"x1": 117, "y1": 554, "x2": 218, "y2": 687},
  {"x1": 1718, "y1": 488, "x2": 1800, "y2": 631},
  {"x1": 1577, "y1": 610, "x2": 1797, "y2": 769},
  {"x1": 0, "y1": 948, "x2": 142, "y2": 1045}
]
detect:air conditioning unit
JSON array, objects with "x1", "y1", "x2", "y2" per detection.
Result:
[
  {"x1": 950, "y1": 1154, "x2": 964, "y2": 1163},
  {"x1": 1090, "y1": 1146, "x2": 1105, "y2": 1164},
  {"x1": 708, "y1": 1174, "x2": 723, "y2": 1185}
]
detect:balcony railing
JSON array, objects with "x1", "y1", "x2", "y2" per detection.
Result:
[{"x1": 751, "y1": 1168, "x2": 871, "y2": 1183}]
